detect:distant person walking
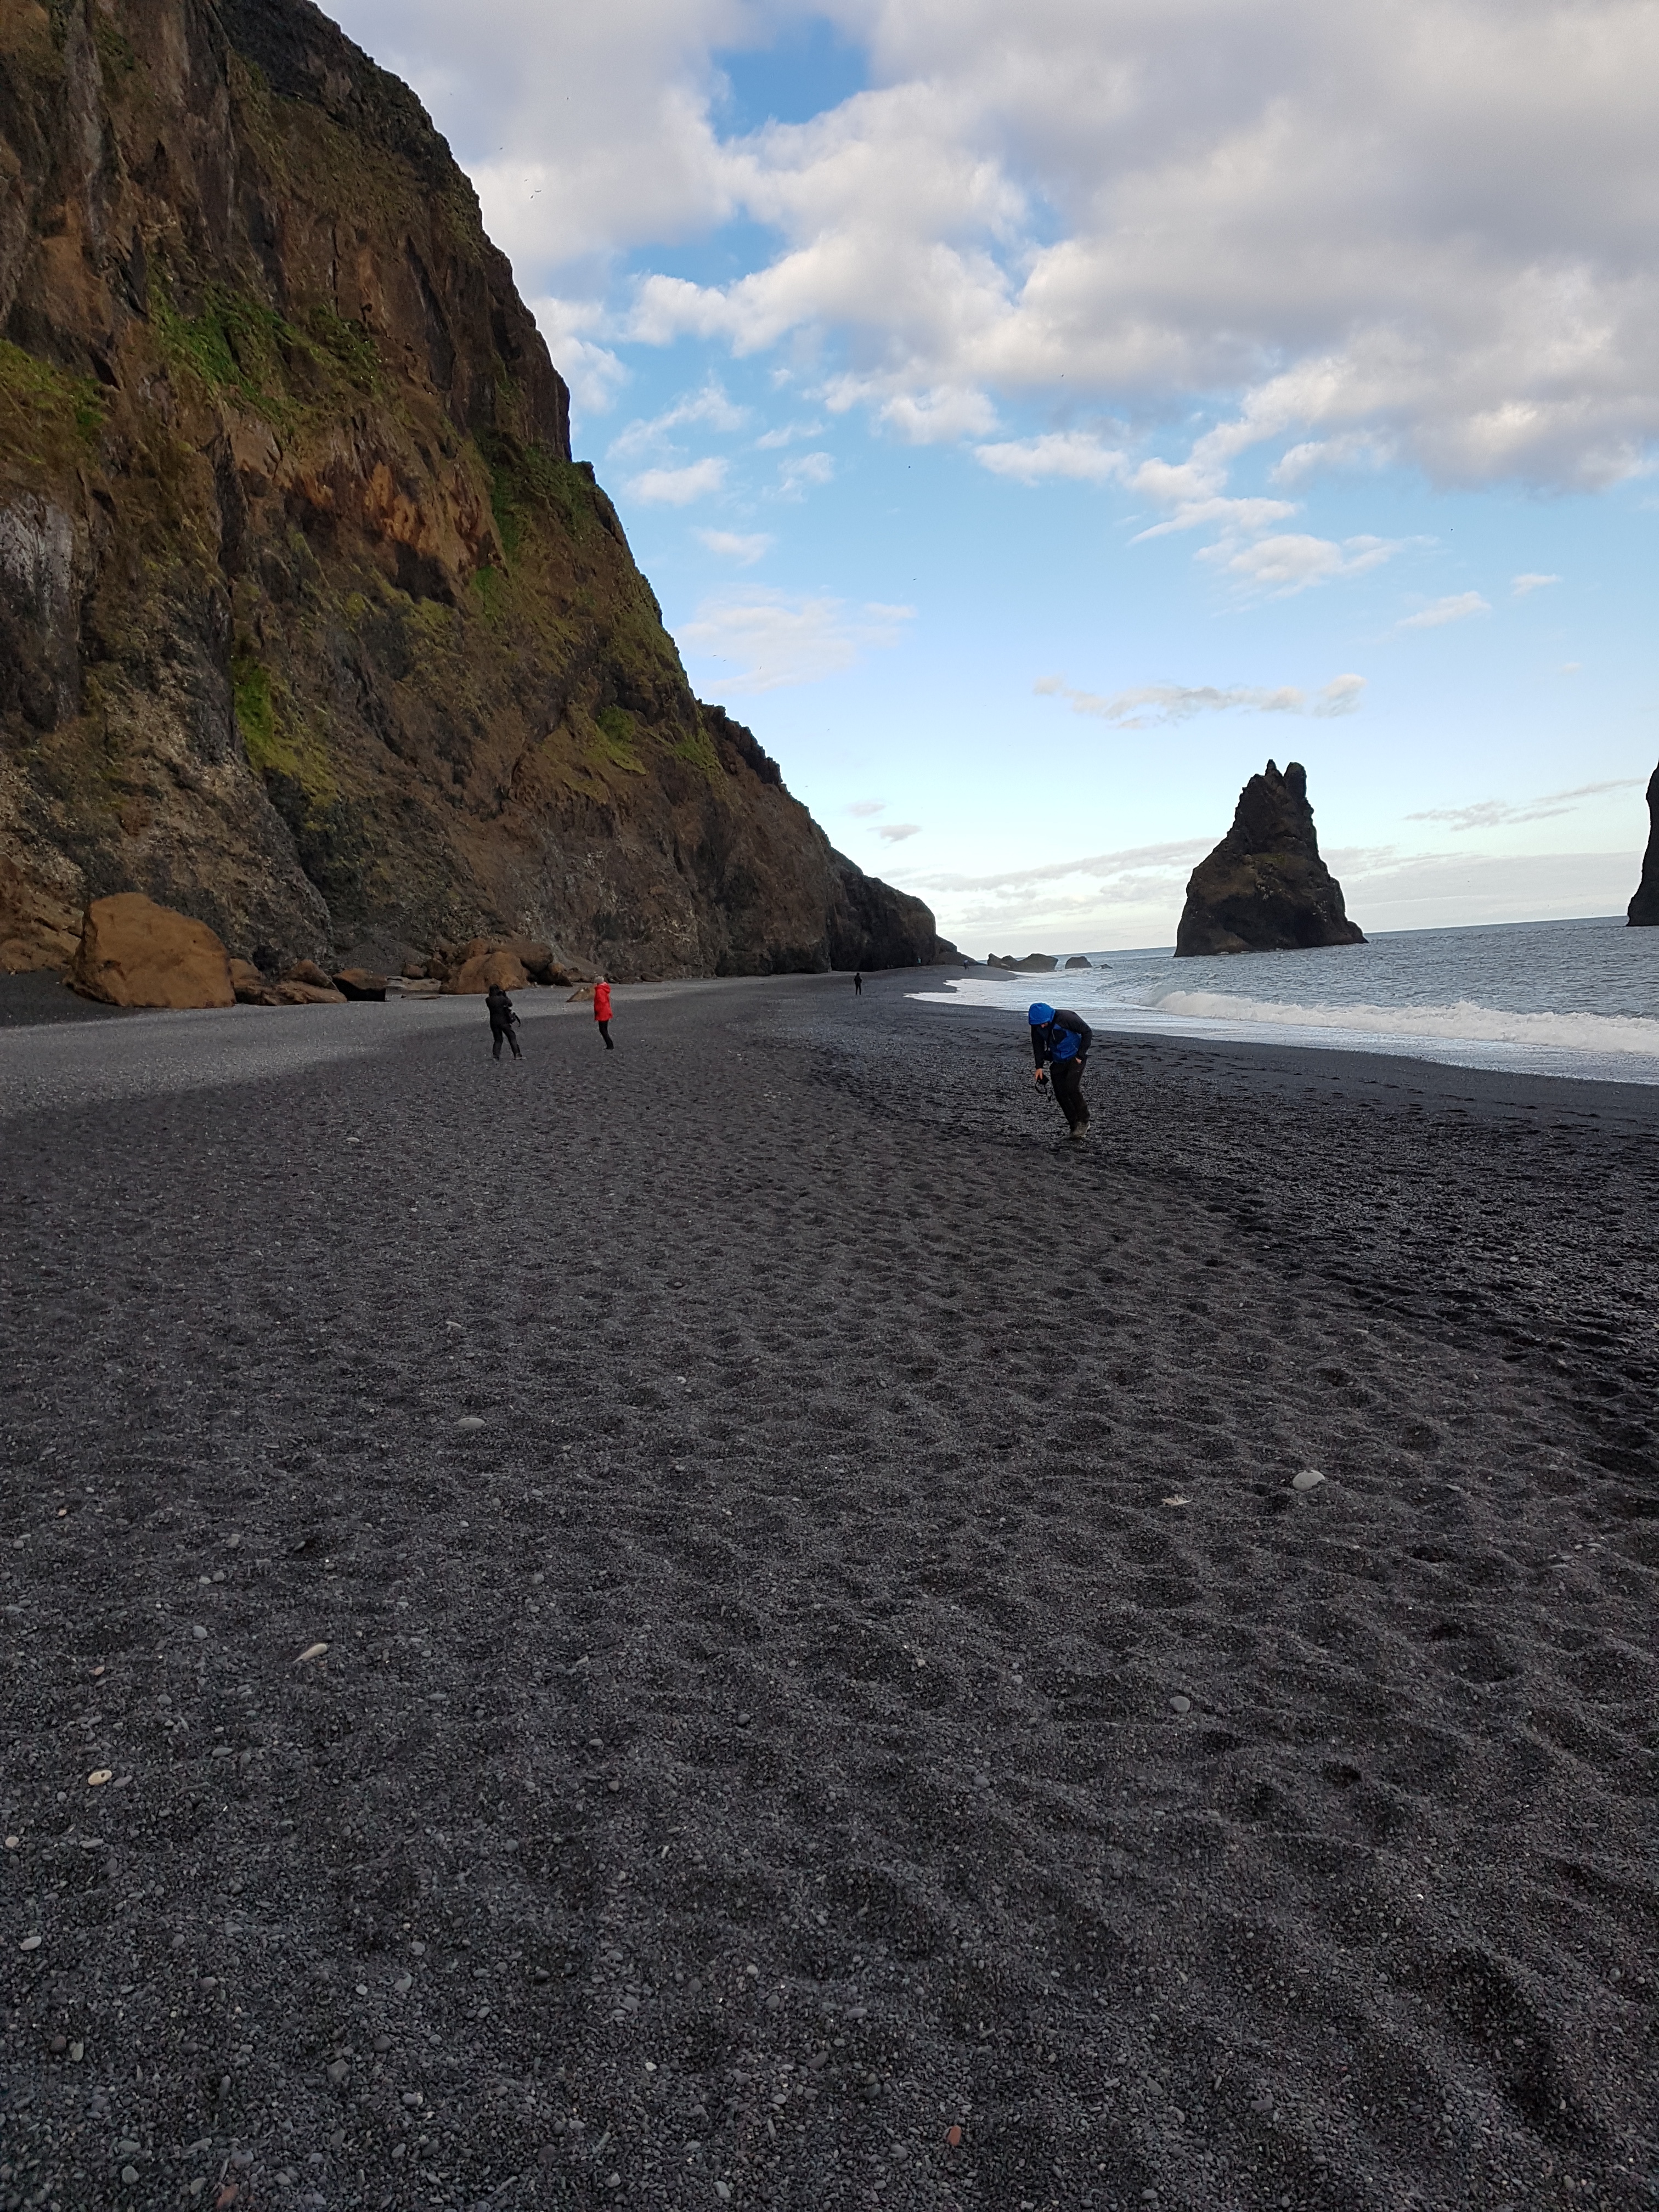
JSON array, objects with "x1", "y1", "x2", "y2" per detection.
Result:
[
  {"x1": 594, "y1": 975, "x2": 616, "y2": 1050},
  {"x1": 1028, "y1": 1001, "x2": 1092, "y2": 1139},
  {"x1": 486, "y1": 981, "x2": 522, "y2": 1060},
  {"x1": 853, "y1": 970, "x2": 863, "y2": 996}
]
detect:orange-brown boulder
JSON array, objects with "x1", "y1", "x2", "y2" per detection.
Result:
[
  {"x1": 442, "y1": 949, "x2": 530, "y2": 994},
  {"x1": 273, "y1": 979, "x2": 348, "y2": 1005},
  {"x1": 283, "y1": 959, "x2": 336, "y2": 989},
  {"x1": 67, "y1": 895, "x2": 235, "y2": 1009},
  {"x1": 229, "y1": 957, "x2": 279, "y2": 1006},
  {"x1": 331, "y1": 968, "x2": 387, "y2": 1001}
]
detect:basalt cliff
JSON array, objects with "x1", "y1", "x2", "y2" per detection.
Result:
[
  {"x1": 1176, "y1": 759, "x2": 1364, "y2": 958},
  {"x1": 0, "y1": 0, "x2": 950, "y2": 977},
  {"x1": 1628, "y1": 763, "x2": 1658, "y2": 927}
]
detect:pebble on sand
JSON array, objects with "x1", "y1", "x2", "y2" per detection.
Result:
[
  {"x1": 20, "y1": 1934, "x2": 42, "y2": 1950},
  {"x1": 88, "y1": 1769, "x2": 112, "y2": 1786},
  {"x1": 1291, "y1": 1470, "x2": 1327, "y2": 1491},
  {"x1": 1170, "y1": 1696, "x2": 1192, "y2": 1714},
  {"x1": 456, "y1": 1415, "x2": 486, "y2": 1431},
  {"x1": 295, "y1": 1643, "x2": 330, "y2": 1664}
]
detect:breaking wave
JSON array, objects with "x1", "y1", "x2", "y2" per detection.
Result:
[{"x1": 1154, "y1": 991, "x2": 1659, "y2": 1058}]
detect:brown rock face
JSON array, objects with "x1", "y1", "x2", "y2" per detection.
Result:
[
  {"x1": 1176, "y1": 760, "x2": 1364, "y2": 958},
  {"x1": 272, "y1": 977, "x2": 345, "y2": 1003},
  {"x1": 442, "y1": 947, "x2": 528, "y2": 995},
  {"x1": 330, "y1": 966, "x2": 386, "y2": 998},
  {"x1": 0, "y1": 0, "x2": 951, "y2": 979},
  {"x1": 67, "y1": 891, "x2": 234, "y2": 1006},
  {"x1": 1628, "y1": 765, "x2": 1659, "y2": 926}
]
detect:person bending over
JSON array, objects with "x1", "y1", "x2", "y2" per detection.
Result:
[
  {"x1": 594, "y1": 975, "x2": 615, "y2": 1050},
  {"x1": 1028, "y1": 1001, "x2": 1092, "y2": 1138},
  {"x1": 486, "y1": 981, "x2": 522, "y2": 1060}
]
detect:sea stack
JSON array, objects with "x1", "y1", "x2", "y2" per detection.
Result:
[
  {"x1": 1627, "y1": 764, "x2": 1659, "y2": 926},
  {"x1": 1176, "y1": 760, "x2": 1364, "y2": 957}
]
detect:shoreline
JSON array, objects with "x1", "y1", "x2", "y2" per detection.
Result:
[{"x1": 2, "y1": 968, "x2": 1652, "y2": 2211}]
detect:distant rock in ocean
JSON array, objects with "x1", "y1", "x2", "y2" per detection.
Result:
[
  {"x1": 1176, "y1": 760, "x2": 1364, "y2": 958},
  {"x1": 988, "y1": 953, "x2": 1060, "y2": 972},
  {"x1": 1064, "y1": 955, "x2": 1092, "y2": 968},
  {"x1": 1628, "y1": 763, "x2": 1659, "y2": 926}
]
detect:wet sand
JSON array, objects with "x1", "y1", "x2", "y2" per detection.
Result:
[{"x1": 1, "y1": 972, "x2": 1654, "y2": 2212}]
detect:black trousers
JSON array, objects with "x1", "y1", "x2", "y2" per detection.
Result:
[
  {"x1": 1051, "y1": 1058, "x2": 1087, "y2": 1130},
  {"x1": 597, "y1": 1020, "x2": 614, "y2": 1049},
  {"x1": 491, "y1": 1022, "x2": 521, "y2": 1059}
]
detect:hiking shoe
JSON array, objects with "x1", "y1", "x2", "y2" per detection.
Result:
[{"x1": 1069, "y1": 1122, "x2": 1088, "y2": 1141}]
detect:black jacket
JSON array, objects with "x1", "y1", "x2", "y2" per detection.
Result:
[
  {"x1": 485, "y1": 986, "x2": 518, "y2": 1028},
  {"x1": 1031, "y1": 1009, "x2": 1092, "y2": 1070}
]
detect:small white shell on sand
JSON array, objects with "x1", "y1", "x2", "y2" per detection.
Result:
[
  {"x1": 1292, "y1": 1470, "x2": 1327, "y2": 1491},
  {"x1": 295, "y1": 1641, "x2": 330, "y2": 1664}
]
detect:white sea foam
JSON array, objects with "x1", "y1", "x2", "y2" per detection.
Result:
[
  {"x1": 912, "y1": 916, "x2": 1659, "y2": 1083},
  {"x1": 1154, "y1": 991, "x2": 1659, "y2": 1058}
]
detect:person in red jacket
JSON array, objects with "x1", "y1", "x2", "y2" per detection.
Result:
[{"x1": 594, "y1": 975, "x2": 615, "y2": 1049}]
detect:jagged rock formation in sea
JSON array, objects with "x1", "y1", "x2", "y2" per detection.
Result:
[
  {"x1": 1628, "y1": 764, "x2": 1659, "y2": 927},
  {"x1": 0, "y1": 0, "x2": 951, "y2": 978},
  {"x1": 1176, "y1": 759, "x2": 1364, "y2": 958}
]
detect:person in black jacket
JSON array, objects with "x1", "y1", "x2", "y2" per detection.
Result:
[
  {"x1": 485, "y1": 981, "x2": 522, "y2": 1060},
  {"x1": 1028, "y1": 1001, "x2": 1092, "y2": 1138}
]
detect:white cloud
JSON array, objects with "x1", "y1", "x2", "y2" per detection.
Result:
[
  {"x1": 1036, "y1": 673, "x2": 1365, "y2": 727},
  {"x1": 877, "y1": 823, "x2": 922, "y2": 843},
  {"x1": 527, "y1": 295, "x2": 628, "y2": 419},
  {"x1": 847, "y1": 799, "x2": 885, "y2": 816},
  {"x1": 1271, "y1": 432, "x2": 1392, "y2": 484},
  {"x1": 1511, "y1": 571, "x2": 1562, "y2": 595},
  {"x1": 1397, "y1": 590, "x2": 1492, "y2": 629},
  {"x1": 680, "y1": 589, "x2": 915, "y2": 690},
  {"x1": 1131, "y1": 496, "x2": 1300, "y2": 541},
  {"x1": 778, "y1": 450, "x2": 835, "y2": 495},
  {"x1": 1200, "y1": 533, "x2": 1404, "y2": 595},
  {"x1": 754, "y1": 420, "x2": 825, "y2": 449},
  {"x1": 695, "y1": 528, "x2": 774, "y2": 563},
  {"x1": 878, "y1": 387, "x2": 1000, "y2": 443},
  {"x1": 973, "y1": 433, "x2": 1125, "y2": 484},
  {"x1": 1406, "y1": 776, "x2": 1641, "y2": 831},
  {"x1": 335, "y1": 0, "x2": 1659, "y2": 493},
  {"x1": 624, "y1": 456, "x2": 728, "y2": 505},
  {"x1": 608, "y1": 383, "x2": 749, "y2": 459}
]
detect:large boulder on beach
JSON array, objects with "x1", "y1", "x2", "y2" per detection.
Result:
[
  {"x1": 273, "y1": 979, "x2": 347, "y2": 1005},
  {"x1": 1176, "y1": 760, "x2": 1364, "y2": 957},
  {"x1": 443, "y1": 948, "x2": 531, "y2": 994},
  {"x1": 1628, "y1": 764, "x2": 1659, "y2": 926},
  {"x1": 66, "y1": 894, "x2": 235, "y2": 1008},
  {"x1": 331, "y1": 968, "x2": 387, "y2": 1001}
]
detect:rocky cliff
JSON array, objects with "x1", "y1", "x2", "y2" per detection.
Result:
[
  {"x1": 1628, "y1": 764, "x2": 1658, "y2": 927},
  {"x1": 0, "y1": 0, "x2": 950, "y2": 978},
  {"x1": 1175, "y1": 759, "x2": 1364, "y2": 958}
]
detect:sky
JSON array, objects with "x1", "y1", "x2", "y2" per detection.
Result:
[{"x1": 330, "y1": 0, "x2": 1659, "y2": 953}]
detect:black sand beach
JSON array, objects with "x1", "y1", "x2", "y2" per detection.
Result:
[{"x1": 2, "y1": 973, "x2": 1654, "y2": 2212}]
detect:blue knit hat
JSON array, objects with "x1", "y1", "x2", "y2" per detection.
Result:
[{"x1": 1028, "y1": 1002, "x2": 1055, "y2": 1025}]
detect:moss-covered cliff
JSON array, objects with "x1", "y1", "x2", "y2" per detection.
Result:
[{"x1": 0, "y1": 0, "x2": 949, "y2": 976}]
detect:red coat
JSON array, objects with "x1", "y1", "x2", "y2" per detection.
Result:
[{"x1": 593, "y1": 982, "x2": 612, "y2": 1022}]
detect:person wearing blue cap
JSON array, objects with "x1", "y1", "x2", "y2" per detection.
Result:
[{"x1": 1029, "y1": 1001, "x2": 1093, "y2": 1139}]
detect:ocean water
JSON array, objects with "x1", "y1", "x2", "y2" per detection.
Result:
[{"x1": 914, "y1": 915, "x2": 1659, "y2": 1085}]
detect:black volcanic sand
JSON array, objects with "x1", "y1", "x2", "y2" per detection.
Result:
[{"x1": 2, "y1": 973, "x2": 1655, "y2": 2212}]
